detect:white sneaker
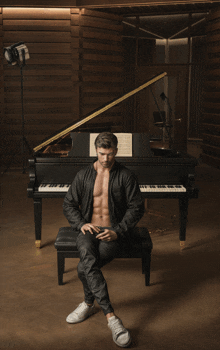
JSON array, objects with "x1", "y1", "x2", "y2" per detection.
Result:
[
  {"x1": 108, "y1": 316, "x2": 131, "y2": 348},
  {"x1": 66, "y1": 301, "x2": 95, "y2": 324}
]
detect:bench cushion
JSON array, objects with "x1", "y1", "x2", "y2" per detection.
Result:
[
  {"x1": 54, "y1": 227, "x2": 78, "y2": 251},
  {"x1": 54, "y1": 227, "x2": 152, "y2": 256}
]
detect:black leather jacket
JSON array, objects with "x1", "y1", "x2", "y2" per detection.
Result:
[{"x1": 63, "y1": 160, "x2": 145, "y2": 242}]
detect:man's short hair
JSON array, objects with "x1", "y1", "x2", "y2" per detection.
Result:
[{"x1": 94, "y1": 132, "x2": 118, "y2": 149}]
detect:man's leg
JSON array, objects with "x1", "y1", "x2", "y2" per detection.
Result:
[
  {"x1": 76, "y1": 230, "x2": 120, "y2": 315},
  {"x1": 98, "y1": 237, "x2": 132, "y2": 348},
  {"x1": 67, "y1": 230, "x2": 131, "y2": 347},
  {"x1": 77, "y1": 261, "x2": 95, "y2": 306}
]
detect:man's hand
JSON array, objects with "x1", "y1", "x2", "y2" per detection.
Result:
[
  {"x1": 96, "y1": 229, "x2": 118, "y2": 242},
  {"x1": 81, "y1": 223, "x2": 100, "y2": 235}
]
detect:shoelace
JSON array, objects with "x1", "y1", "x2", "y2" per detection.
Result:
[
  {"x1": 75, "y1": 302, "x2": 88, "y2": 315},
  {"x1": 110, "y1": 319, "x2": 126, "y2": 337}
]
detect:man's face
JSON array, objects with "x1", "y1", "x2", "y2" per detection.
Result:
[{"x1": 96, "y1": 147, "x2": 118, "y2": 169}]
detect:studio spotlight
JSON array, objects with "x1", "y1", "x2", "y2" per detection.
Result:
[{"x1": 3, "y1": 41, "x2": 30, "y2": 66}]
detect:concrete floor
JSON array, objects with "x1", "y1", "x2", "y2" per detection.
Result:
[{"x1": 1, "y1": 162, "x2": 220, "y2": 350}]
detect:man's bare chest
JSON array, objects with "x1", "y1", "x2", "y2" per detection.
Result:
[{"x1": 93, "y1": 172, "x2": 109, "y2": 198}]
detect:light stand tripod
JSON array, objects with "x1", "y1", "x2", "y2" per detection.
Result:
[
  {"x1": 19, "y1": 53, "x2": 32, "y2": 173},
  {"x1": 3, "y1": 42, "x2": 31, "y2": 174}
]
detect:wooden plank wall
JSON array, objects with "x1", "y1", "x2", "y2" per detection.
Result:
[
  {"x1": 0, "y1": 8, "x2": 4, "y2": 131},
  {"x1": 75, "y1": 9, "x2": 124, "y2": 131},
  {"x1": 0, "y1": 7, "x2": 6, "y2": 166},
  {"x1": 201, "y1": 6, "x2": 220, "y2": 168},
  {"x1": 0, "y1": 7, "x2": 124, "y2": 167},
  {"x1": 189, "y1": 37, "x2": 206, "y2": 139},
  {"x1": 1, "y1": 8, "x2": 74, "y2": 165}
]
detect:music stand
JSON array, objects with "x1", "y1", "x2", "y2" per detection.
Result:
[{"x1": 153, "y1": 110, "x2": 173, "y2": 146}]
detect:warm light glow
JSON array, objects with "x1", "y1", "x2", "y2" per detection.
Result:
[
  {"x1": 4, "y1": 7, "x2": 71, "y2": 11},
  {"x1": 156, "y1": 38, "x2": 188, "y2": 45},
  {"x1": 156, "y1": 39, "x2": 167, "y2": 46},
  {"x1": 168, "y1": 38, "x2": 188, "y2": 46},
  {"x1": 3, "y1": 7, "x2": 72, "y2": 16}
]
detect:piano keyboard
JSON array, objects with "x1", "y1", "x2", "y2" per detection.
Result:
[
  {"x1": 140, "y1": 184, "x2": 186, "y2": 192},
  {"x1": 38, "y1": 184, "x2": 186, "y2": 193},
  {"x1": 39, "y1": 184, "x2": 70, "y2": 192}
]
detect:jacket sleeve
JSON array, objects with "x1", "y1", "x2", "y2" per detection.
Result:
[
  {"x1": 63, "y1": 172, "x2": 87, "y2": 231},
  {"x1": 113, "y1": 173, "x2": 145, "y2": 241}
]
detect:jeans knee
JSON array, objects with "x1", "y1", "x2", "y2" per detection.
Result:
[
  {"x1": 77, "y1": 234, "x2": 98, "y2": 259},
  {"x1": 77, "y1": 232, "x2": 92, "y2": 249}
]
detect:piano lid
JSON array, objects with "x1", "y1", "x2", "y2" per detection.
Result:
[{"x1": 33, "y1": 72, "x2": 167, "y2": 154}]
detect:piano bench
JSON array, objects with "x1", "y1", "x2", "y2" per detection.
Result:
[{"x1": 54, "y1": 226, "x2": 153, "y2": 287}]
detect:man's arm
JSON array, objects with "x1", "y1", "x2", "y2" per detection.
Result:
[
  {"x1": 63, "y1": 173, "x2": 87, "y2": 231},
  {"x1": 113, "y1": 173, "x2": 145, "y2": 241}
]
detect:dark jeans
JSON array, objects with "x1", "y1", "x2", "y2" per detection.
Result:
[{"x1": 76, "y1": 227, "x2": 121, "y2": 315}]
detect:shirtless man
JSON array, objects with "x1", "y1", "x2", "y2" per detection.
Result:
[{"x1": 63, "y1": 132, "x2": 145, "y2": 348}]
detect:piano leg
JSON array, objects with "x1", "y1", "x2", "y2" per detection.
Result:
[
  {"x1": 34, "y1": 198, "x2": 42, "y2": 248},
  {"x1": 179, "y1": 196, "x2": 189, "y2": 248}
]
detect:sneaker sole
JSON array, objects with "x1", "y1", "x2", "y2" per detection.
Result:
[
  {"x1": 112, "y1": 330, "x2": 132, "y2": 348},
  {"x1": 113, "y1": 337, "x2": 132, "y2": 348}
]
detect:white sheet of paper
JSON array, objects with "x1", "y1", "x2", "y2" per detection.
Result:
[{"x1": 90, "y1": 133, "x2": 132, "y2": 157}]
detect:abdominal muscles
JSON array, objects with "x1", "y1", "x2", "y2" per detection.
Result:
[{"x1": 91, "y1": 172, "x2": 111, "y2": 227}]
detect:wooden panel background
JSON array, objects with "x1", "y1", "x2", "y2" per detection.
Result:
[
  {"x1": 189, "y1": 36, "x2": 206, "y2": 139},
  {"x1": 1, "y1": 8, "x2": 74, "y2": 165},
  {"x1": 75, "y1": 9, "x2": 124, "y2": 131},
  {"x1": 0, "y1": 8, "x2": 124, "y2": 167},
  {"x1": 201, "y1": 6, "x2": 220, "y2": 168},
  {"x1": 0, "y1": 8, "x2": 5, "y2": 162}
]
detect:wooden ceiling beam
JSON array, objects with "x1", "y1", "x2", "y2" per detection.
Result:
[
  {"x1": 1, "y1": 0, "x2": 220, "y2": 8},
  {"x1": 77, "y1": 0, "x2": 220, "y2": 8}
]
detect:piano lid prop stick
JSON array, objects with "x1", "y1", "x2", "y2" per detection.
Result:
[{"x1": 34, "y1": 72, "x2": 167, "y2": 153}]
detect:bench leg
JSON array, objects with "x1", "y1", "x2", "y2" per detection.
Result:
[
  {"x1": 141, "y1": 247, "x2": 152, "y2": 286},
  {"x1": 57, "y1": 252, "x2": 65, "y2": 285}
]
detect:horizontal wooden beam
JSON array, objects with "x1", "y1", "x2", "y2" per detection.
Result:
[
  {"x1": 2, "y1": 7, "x2": 71, "y2": 17},
  {"x1": 202, "y1": 113, "x2": 220, "y2": 124},
  {"x1": 202, "y1": 133, "x2": 220, "y2": 145},
  {"x1": 1, "y1": 0, "x2": 220, "y2": 8},
  {"x1": 201, "y1": 153, "x2": 220, "y2": 169},
  {"x1": 202, "y1": 123, "x2": 220, "y2": 134},
  {"x1": 202, "y1": 143, "x2": 220, "y2": 157}
]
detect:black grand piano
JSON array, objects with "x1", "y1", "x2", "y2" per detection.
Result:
[{"x1": 27, "y1": 72, "x2": 199, "y2": 248}]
